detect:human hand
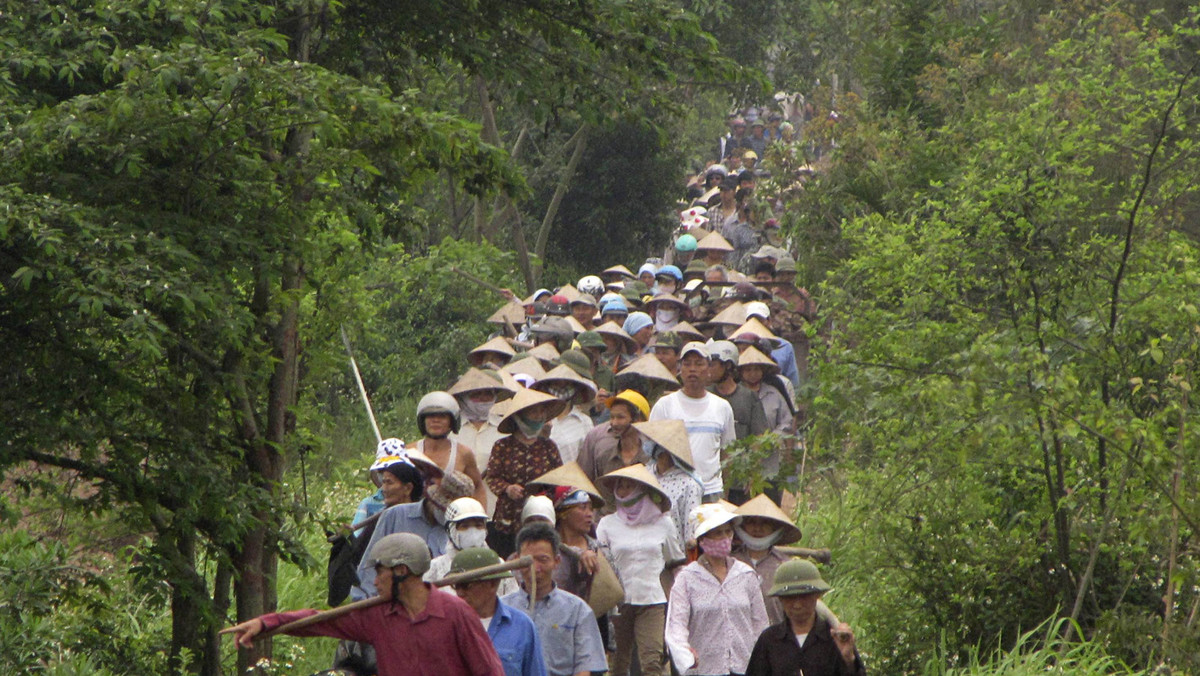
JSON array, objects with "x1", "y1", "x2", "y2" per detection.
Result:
[
  {"x1": 832, "y1": 622, "x2": 857, "y2": 664},
  {"x1": 578, "y1": 549, "x2": 598, "y2": 575},
  {"x1": 218, "y1": 618, "x2": 264, "y2": 649},
  {"x1": 506, "y1": 484, "x2": 525, "y2": 500}
]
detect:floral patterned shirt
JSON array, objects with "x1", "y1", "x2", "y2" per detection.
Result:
[{"x1": 484, "y1": 435, "x2": 563, "y2": 532}]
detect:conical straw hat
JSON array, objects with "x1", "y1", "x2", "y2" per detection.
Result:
[
  {"x1": 597, "y1": 464, "x2": 671, "y2": 511},
  {"x1": 496, "y1": 370, "x2": 523, "y2": 395},
  {"x1": 496, "y1": 388, "x2": 568, "y2": 434},
  {"x1": 618, "y1": 354, "x2": 681, "y2": 387},
  {"x1": 556, "y1": 284, "x2": 582, "y2": 303},
  {"x1": 595, "y1": 321, "x2": 638, "y2": 352},
  {"x1": 564, "y1": 315, "x2": 588, "y2": 334},
  {"x1": 672, "y1": 320, "x2": 706, "y2": 343},
  {"x1": 645, "y1": 293, "x2": 688, "y2": 309},
  {"x1": 528, "y1": 462, "x2": 604, "y2": 507},
  {"x1": 469, "y1": 336, "x2": 517, "y2": 363},
  {"x1": 502, "y1": 355, "x2": 548, "y2": 380},
  {"x1": 736, "y1": 345, "x2": 779, "y2": 376},
  {"x1": 488, "y1": 301, "x2": 527, "y2": 325},
  {"x1": 732, "y1": 317, "x2": 780, "y2": 343},
  {"x1": 533, "y1": 364, "x2": 597, "y2": 405},
  {"x1": 735, "y1": 494, "x2": 802, "y2": 545},
  {"x1": 526, "y1": 342, "x2": 561, "y2": 365},
  {"x1": 602, "y1": 264, "x2": 636, "y2": 280},
  {"x1": 710, "y1": 301, "x2": 748, "y2": 327},
  {"x1": 448, "y1": 367, "x2": 516, "y2": 398},
  {"x1": 633, "y1": 420, "x2": 693, "y2": 470},
  {"x1": 696, "y1": 231, "x2": 734, "y2": 253}
]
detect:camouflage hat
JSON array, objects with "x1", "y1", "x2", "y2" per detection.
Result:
[
  {"x1": 576, "y1": 330, "x2": 606, "y2": 350},
  {"x1": 650, "y1": 331, "x2": 683, "y2": 351}
]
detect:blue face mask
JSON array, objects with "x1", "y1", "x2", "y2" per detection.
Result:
[{"x1": 515, "y1": 414, "x2": 546, "y2": 438}]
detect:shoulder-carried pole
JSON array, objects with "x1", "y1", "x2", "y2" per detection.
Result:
[{"x1": 341, "y1": 326, "x2": 382, "y2": 444}]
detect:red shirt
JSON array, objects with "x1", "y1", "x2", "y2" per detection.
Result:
[{"x1": 259, "y1": 586, "x2": 504, "y2": 676}]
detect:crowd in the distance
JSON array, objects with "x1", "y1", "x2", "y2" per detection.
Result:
[{"x1": 222, "y1": 101, "x2": 864, "y2": 676}]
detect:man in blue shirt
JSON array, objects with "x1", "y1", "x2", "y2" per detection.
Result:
[
  {"x1": 502, "y1": 523, "x2": 608, "y2": 676},
  {"x1": 450, "y1": 547, "x2": 547, "y2": 676}
]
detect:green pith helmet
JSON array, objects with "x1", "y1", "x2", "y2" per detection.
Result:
[
  {"x1": 768, "y1": 559, "x2": 832, "y2": 597},
  {"x1": 449, "y1": 547, "x2": 513, "y2": 580},
  {"x1": 577, "y1": 330, "x2": 606, "y2": 349}
]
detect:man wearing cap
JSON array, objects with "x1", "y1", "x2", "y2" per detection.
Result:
[
  {"x1": 707, "y1": 340, "x2": 769, "y2": 445},
  {"x1": 503, "y1": 522, "x2": 609, "y2": 676},
  {"x1": 576, "y1": 390, "x2": 651, "y2": 513},
  {"x1": 745, "y1": 560, "x2": 864, "y2": 676},
  {"x1": 650, "y1": 342, "x2": 736, "y2": 503},
  {"x1": 222, "y1": 533, "x2": 505, "y2": 676},
  {"x1": 569, "y1": 295, "x2": 599, "y2": 331},
  {"x1": 650, "y1": 331, "x2": 683, "y2": 375},
  {"x1": 450, "y1": 547, "x2": 547, "y2": 676}
]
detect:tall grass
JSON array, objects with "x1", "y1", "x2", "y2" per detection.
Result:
[{"x1": 923, "y1": 618, "x2": 1149, "y2": 676}]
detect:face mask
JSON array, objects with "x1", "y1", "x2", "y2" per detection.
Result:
[
  {"x1": 700, "y1": 535, "x2": 733, "y2": 559},
  {"x1": 545, "y1": 385, "x2": 576, "y2": 401},
  {"x1": 450, "y1": 525, "x2": 488, "y2": 551},
  {"x1": 657, "y1": 309, "x2": 678, "y2": 323},
  {"x1": 734, "y1": 525, "x2": 783, "y2": 551},
  {"x1": 515, "y1": 414, "x2": 546, "y2": 438},
  {"x1": 461, "y1": 397, "x2": 495, "y2": 423},
  {"x1": 615, "y1": 491, "x2": 663, "y2": 527}
]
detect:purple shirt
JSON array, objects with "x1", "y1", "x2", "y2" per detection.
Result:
[{"x1": 259, "y1": 586, "x2": 505, "y2": 676}]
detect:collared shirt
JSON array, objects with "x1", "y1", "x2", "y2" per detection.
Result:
[
  {"x1": 549, "y1": 407, "x2": 594, "y2": 465},
  {"x1": 501, "y1": 587, "x2": 608, "y2": 676},
  {"x1": 354, "y1": 500, "x2": 448, "y2": 599},
  {"x1": 770, "y1": 340, "x2": 799, "y2": 388},
  {"x1": 575, "y1": 422, "x2": 650, "y2": 513},
  {"x1": 487, "y1": 598, "x2": 548, "y2": 676},
  {"x1": 665, "y1": 557, "x2": 769, "y2": 675},
  {"x1": 650, "y1": 391, "x2": 736, "y2": 495},
  {"x1": 652, "y1": 465, "x2": 704, "y2": 544},
  {"x1": 485, "y1": 435, "x2": 563, "y2": 533},
  {"x1": 596, "y1": 513, "x2": 684, "y2": 605},
  {"x1": 259, "y1": 586, "x2": 504, "y2": 676},
  {"x1": 745, "y1": 617, "x2": 867, "y2": 676},
  {"x1": 352, "y1": 489, "x2": 386, "y2": 537}
]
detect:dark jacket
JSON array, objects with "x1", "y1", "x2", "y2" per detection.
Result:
[{"x1": 745, "y1": 616, "x2": 866, "y2": 676}]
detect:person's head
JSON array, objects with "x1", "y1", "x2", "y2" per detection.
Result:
[
  {"x1": 570, "y1": 300, "x2": 597, "y2": 326},
  {"x1": 769, "y1": 559, "x2": 832, "y2": 628},
  {"x1": 740, "y1": 363, "x2": 765, "y2": 386},
  {"x1": 731, "y1": 117, "x2": 746, "y2": 136},
  {"x1": 704, "y1": 265, "x2": 728, "y2": 283},
  {"x1": 742, "y1": 150, "x2": 758, "y2": 169},
  {"x1": 637, "y1": 263, "x2": 658, "y2": 287},
  {"x1": 654, "y1": 265, "x2": 682, "y2": 295},
  {"x1": 424, "y1": 470, "x2": 475, "y2": 524},
  {"x1": 678, "y1": 342, "x2": 710, "y2": 393},
  {"x1": 691, "y1": 503, "x2": 740, "y2": 560},
  {"x1": 379, "y1": 460, "x2": 424, "y2": 506},
  {"x1": 367, "y1": 533, "x2": 431, "y2": 601},
  {"x1": 515, "y1": 522, "x2": 562, "y2": 594},
  {"x1": 623, "y1": 312, "x2": 654, "y2": 348},
  {"x1": 753, "y1": 261, "x2": 776, "y2": 283},
  {"x1": 607, "y1": 389, "x2": 649, "y2": 433},
  {"x1": 739, "y1": 515, "x2": 780, "y2": 540},
  {"x1": 450, "y1": 547, "x2": 509, "y2": 612},
  {"x1": 719, "y1": 177, "x2": 738, "y2": 203},
  {"x1": 780, "y1": 121, "x2": 795, "y2": 140},
  {"x1": 555, "y1": 490, "x2": 595, "y2": 536},
  {"x1": 521, "y1": 494, "x2": 557, "y2": 527},
  {"x1": 751, "y1": 120, "x2": 766, "y2": 138},
  {"x1": 611, "y1": 476, "x2": 641, "y2": 500},
  {"x1": 706, "y1": 340, "x2": 738, "y2": 384},
  {"x1": 457, "y1": 387, "x2": 502, "y2": 424},
  {"x1": 444, "y1": 497, "x2": 489, "y2": 551}
]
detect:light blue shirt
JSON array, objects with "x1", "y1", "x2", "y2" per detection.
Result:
[
  {"x1": 354, "y1": 500, "x2": 448, "y2": 599},
  {"x1": 771, "y1": 338, "x2": 800, "y2": 387},
  {"x1": 351, "y1": 490, "x2": 386, "y2": 537},
  {"x1": 489, "y1": 599, "x2": 548, "y2": 676},
  {"x1": 501, "y1": 587, "x2": 607, "y2": 676}
]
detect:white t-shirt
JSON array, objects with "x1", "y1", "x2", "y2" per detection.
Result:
[
  {"x1": 650, "y1": 391, "x2": 736, "y2": 495},
  {"x1": 549, "y1": 407, "x2": 594, "y2": 465}
]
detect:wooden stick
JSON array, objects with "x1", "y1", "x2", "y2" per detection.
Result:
[
  {"x1": 451, "y1": 265, "x2": 508, "y2": 296},
  {"x1": 775, "y1": 546, "x2": 832, "y2": 565},
  {"x1": 256, "y1": 556, "x2": 535, "y2": 638},
  {"x1": 325, "y1": 509, "x2": 383, "y2": 543}
]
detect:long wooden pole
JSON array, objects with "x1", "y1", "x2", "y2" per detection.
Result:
[
  {"x1": 257, "y1": 556, "x2": 534, "y2": 638},
  {"x1": 775, "y1": 546, "x2": 832, "y2": 565},
  {"x1": 340, "y1": 326, "x2": 382, "y2": 444}
]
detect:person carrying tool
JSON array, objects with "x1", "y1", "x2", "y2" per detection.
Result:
[
  {"x1": 221, "y1": 533, "x2": 505, "y2": 676},
  {"x1": 450, "y1": 547, "x2": 548, "y2": 676}
]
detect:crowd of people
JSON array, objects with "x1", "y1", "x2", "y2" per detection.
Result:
[{"x1": 222, "y1": 102, "x2": 864, "y2": 676}]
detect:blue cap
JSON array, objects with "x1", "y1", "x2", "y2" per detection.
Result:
[
  {"x1": 601, "y1": 298, "x2": 629, "y2": 315},
  {"x1": 655, "y1": 265, "x2": 683, "y2": 281},
  {"x1": 623, "y1": 312, "x2": 653, "y2": 336}
]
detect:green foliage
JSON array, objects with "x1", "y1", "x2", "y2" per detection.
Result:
[{"x1": 925, "y1": 618, "x2": 1148, "y2": 675}]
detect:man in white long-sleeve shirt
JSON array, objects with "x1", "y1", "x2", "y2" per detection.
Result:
[{"x1": 649, "y1": 342, "x2": 735, "y2": 502}]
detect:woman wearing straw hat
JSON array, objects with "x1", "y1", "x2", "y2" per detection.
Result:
[
  {"x1": 635, "y1": 419, "x2": 703, "y2": 548},
  {"x1": 733, "y1": 495, "x2": 837, "y2": 628},
  {"x1": 449, "y1": 368, "x2": 515, "y2": 514},
  {"x1": 666, "y1": 503, "x2": 768, "y2": 676},
  {"x1": 596, "y1": 465, "x2": 686, "y2": 676},
  {"x1": 596, "y1": 320, "x2": 638, "y2": 372},
  {"x1": 532, "y1": 364, "x2": 598, "y2": 466},
  {"x1": 484, "y1": 389, "x2": 567, "y2": 558},
  {"x1": 647, "y1": 293, "x2": 689, "y2": 333},
  {"x1": 575, "y1": 390, "x2": 651, "y2": 514}
]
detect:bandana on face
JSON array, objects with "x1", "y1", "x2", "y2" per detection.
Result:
[
  {"x1": 545, "y1": 384, "x2": 577, "y2": 401},
  {"x1": 449, "y1": 524, "x2": 488, "y2": 551},
  {"x1": 615, "y1": 489, "x2": 663, "y2": 527},
  {"x1": 461, "y1": 396, "x2": 495, "y2": 423},
  {"x1": 515, "y1": 414, "x2": 546, "y2": 438},
  {"x1": 699, "y1": 535, "x2": 733, "y2": 559},
  {"x1": 734, "y1": 524, "x2": 783, "y2": 551}
]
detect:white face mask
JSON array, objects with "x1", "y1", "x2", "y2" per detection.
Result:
[
  {"x1": 450, "y1": 524, "x2": 489, "y2": 551},
  {"x1": 734, "y1": 525, "x2": 783, "y2": 551},
  {"x1": 657, "y1": 308, "x2": 678, "y2": 323},
  {"x1": 461, "y1": 396, "x2": 495, "y2": 423}
]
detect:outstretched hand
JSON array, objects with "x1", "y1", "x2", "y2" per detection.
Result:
[{"x1": 219, "y1": 618, "x2": 265, "y2": 649}]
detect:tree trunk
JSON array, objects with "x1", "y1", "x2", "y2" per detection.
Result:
[{"x1": 532, "y1": 124, "x2": 589, "y2": 288}]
